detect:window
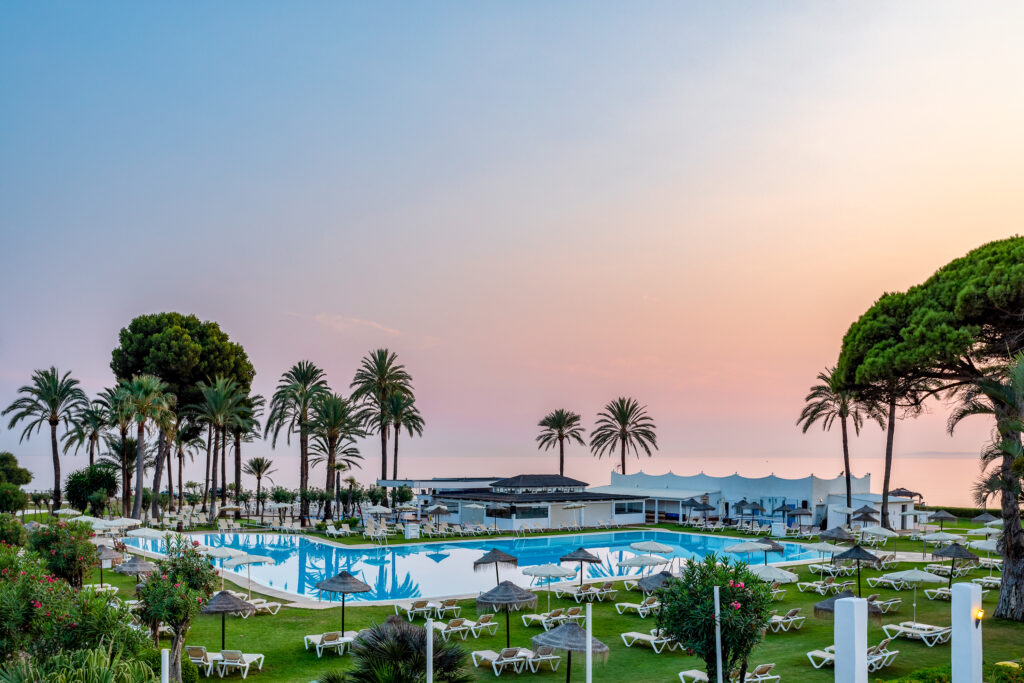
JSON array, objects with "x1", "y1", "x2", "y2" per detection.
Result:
[
  {"x1": 615, "y1": 501, "x2": 644, "y2": 515},
  {"x1": 514, "y1": 505, "x2": 548, "y2": 520}
]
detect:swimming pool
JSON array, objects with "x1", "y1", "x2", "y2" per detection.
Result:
[{"x1": 123, "y1": 530, "x2": 816, "y2": 603}]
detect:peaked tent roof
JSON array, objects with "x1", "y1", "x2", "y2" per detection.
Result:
[{"x1": 489, "y1": 474, "x2": 588, "y2": 488}]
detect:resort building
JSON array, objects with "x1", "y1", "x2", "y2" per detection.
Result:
[
  {"x1": 379, "y1": 474, "x2": 645, "y2": 530},
  {"x1": 588, "y1": 470, "x2": 918, "y2": 530}
]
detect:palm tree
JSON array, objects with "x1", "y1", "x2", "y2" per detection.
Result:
[
  {"x1": 309, "y1": 393, "x2": 366, "y2": 521},
  {"x1": 243, "y1": 456, "x2": 277, "y2": 520},
  {"x1": 122, "y1": 375, "x2": 174, "y2": 519},
  {"x1": 63, "y1": 400, "x2": 110, "y2": 467},
  {"x1": 343, "y1": 475, "x2": 359, "y2": 517},
  {"x1": 230, "y1": 394, "x2": 264, "y2": 518},
  {"x1": 172, "y1": 427, "x2": 203, "y2": 509},
  {"x1": 536, "y1": 409, "x2": 585, "y2": 476},
  {"x1": 589, "y1": 397, "x2": 658, "y2": 475},
  {"x1": 797, "y1": 366, "x2": 884, "y2": 523},
  {"x1": 350, "y1": 349, "x2": 413, "y2": 481},
  {"x1": 192, "y1": 376, "x2": 244, "y2": 522},
  {"x1": 3, "y1": 367, "x2": 87, "y2": 511},
  {"x1": 384, "y1": 392, "x2": 424, "y2": 480},
  {"x1": 99, "y1": 384, "x2": 134, "y2": 515},
  {"x1": 265, "y1": 361, "x2": 329, "y2": 525}
]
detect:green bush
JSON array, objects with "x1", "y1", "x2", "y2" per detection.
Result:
[
  {"x1": 876, "y1": 667, "x2": 951, "y2": 682},
  {"x1": 0, "y1": 484, "x2": 27, "y2": 514},
  {"x1": 64, "y1": 466, "x2": 118, "y2": 515},
  {"x1": 0, "y1": 645, "x2": 157, "y2": 683},
  {"x1": 26, "y1": 520, "x2": 98, "y2": 587},
  {"x1": 992, "y1": 663, "x2": 1024, "y2": 683},
  {"x1": 139, "y1": 649, "x2": 199, "y2": 683},
  {"x1": 919, "y1": 505, "x2": 1000, "y2": 519},
  {"x1": 0, "y1": 514, "x2": 25, "y2": 547}
]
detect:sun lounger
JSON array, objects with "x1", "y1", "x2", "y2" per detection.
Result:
[
  {"x1": 867, "y1": 638, "x2": 899, "y2": 672},
  {"x1": 471, "y1": 647, "x2": 527, "y2": 676},
  {"x1": 679, "y1": 670, "x2": 710, "y2": 682},
  {"x1": 394, "y1": 600, "x2": 437, "y2": 621},
  {"x1": 595, "y1": 581, "x2": 618, "y2": 601},
  {"x1": 186, "y1": 646, "x2": 222, "y2": 677},
  {"x1": 768, "y1": 608, "x2": 805, "y2": 632},
  {"x1": 523, "y1": 645, "x2": 561, "y2": 672},
  {"x1": 522, "y1": 608, "x2": 564, "y2": 629},
  {"x1": 239, "y1": 599, "x2": 281, "y2": 617},
  {"x1": 807, "y1": 645, "x2": 836, "y2": 668},
  {"x1": 745, "y1": 663, "x2": 779, "y2": 682},
  {"x1": 621, "y1": 630, "x2": 679, "y2": 653},
  {"x1": 866, "y1": 594, "x2": 901, "y2": 613},
  {"x1": 572, "y1": 585, "x2": 600, "y2": 603},
  {"x1": 798, "y1": 576, "x2": 849, "y2": 594},
  {"x1": 768, "y1": 582, "x2": 785, "y2": 601},
  {"x1": 615, "y1": 596, "x2": 660, "y2": 618},
  {"x1": 464, "y1": 613, "x2": 500, "y2": 637},
  {"x1": 562, "y1": 606, "x2": 585, "y2": 624},
  {"x1": 303, "y1": 631, "x2": 352, "y2": 657},
  {"x1": 432, "y1": 618, "x2": 470, "y2": 641},
  {"x1": 216, "y1": 650, "x2": 264, "y2": 678},
  {"x1": 435, "y1": 598, "x2": 461, "y2": 618},
  {"x1": 972, "y1": 576, "x2": 1001, "y2": 589},
  {"x1": 882, "y1": 622, "x2": 952, "y2": 647},
  {"x1": 866, "y1": 575, "x2": 904, "y2": 590}
]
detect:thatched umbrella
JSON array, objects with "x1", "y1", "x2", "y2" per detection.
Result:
[
  {"x1": 560, "y1": 548, "x2": 600, "y2": 587},
  {"x1": 477, "y1": 580, "x2": 537, "y2": 649},
  {"x1": 201, "y1": 590, "x2": 254, "y2": 650},
  {"x1": 114, "y1": 555, "x2": 156, "y2": 584},
  {"x1": 853, "y1": 512, "x2": 878, "y2": 524},
  {"x1": 474, "y1": 548, "x2": 518, "y2": 586},
  {"x1": 316, "y1": 571, "x2": 371, "y2": 633},
  {"x1": 693, "y1": 502, "x2": 715, "y2": 523},
  {"x1": 820, "y1": 526, "x2": 853, "y2": 543},
  {"x1": 95, "y1": 545, "x2": 121, "y2": 586},
  {"x1": 773, "y1": 503, "x2": 794, "y2": 527},
  {"x1": 680, "y1": 498, "x2": 700, "y2": 524},
  {"x1": 814, "y1": 591, "x2": 883, "y2": 622},
  {"x1": 530, "y1": 622, "x2": 608, "y2": 683},
  {"x1": 833, "y1": 545, "x2": 879, "y2": 596},
  {"x1": 932, "y1": 542, "x2": 979, "y2": 589},
  {"x1": 973, "y1": 512, "x2": 998, "y2": 524},
  {"x1": 853, "y1": 505, "x2": 877, "y2": 515},
  {"x1": 637, "y1": 571, "x2": 673, "y2": 594},
  {"x1": 929, "y1": 510, "x2": 957, "y2": 530}
]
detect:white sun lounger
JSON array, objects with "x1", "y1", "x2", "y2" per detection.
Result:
[
  {"x1": 621, "y1": 630, "x2": 679, "y2": 653},
  {"x1": 615, "y1": 597, "x2": 660, "y2": 618},
  {"x1": 186, "y1": 646, "x2": 222, "y2": 677},
  {"x1": 471, "y1": 647, "x2": 527, "y2": 676},
  {"x1": 216, "y1": 650, "x2": 264, "y2": 679},
  {"x1": 882, "y1": 622, "x2": 952, "y2": 647}
]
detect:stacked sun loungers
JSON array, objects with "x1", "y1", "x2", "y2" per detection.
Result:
[
  {"x1": 882, "y1": 621, "x2": 952, "y2": 647},
  {"x1": 471, "y1": 647, "x2": 562, "y2": 676},
  {"x1": 621, "y1": 628, "x2": 681, "y2": 653}
]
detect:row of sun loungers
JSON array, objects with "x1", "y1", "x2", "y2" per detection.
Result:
[
  {"x1": 393, "y1": 598, "x2": 463, "y2": 621},
  {"x1": 807, "y1": 639, "x2": 900, "y2": 671},
  {"x1": 679, "y1": 663, "x2": 779, "y2": 682},
  {"x1": 471, "y1": 647, "x2": 561, "y2": 675},
  {"x1": 550, "y1": 581, "x2": 618, "y2": 602},
  {"x1": 186, "y1": 646, "x2": 264, "y2": 678},
  {"x1": 767, "y1": 609, "x2": 804, "y2": 632},
  {"x1": 796, "y1": 576, "x2": 854, "y2": 595}
]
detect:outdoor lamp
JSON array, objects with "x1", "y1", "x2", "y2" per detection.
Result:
[{"x1": 974, "y1": 608, "x2": 984, "y2": 628}]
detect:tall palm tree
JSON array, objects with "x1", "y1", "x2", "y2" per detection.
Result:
[
  {"x1": 229, "y1": 394, "x2": 264, "y2": 517},
  {"x1": 797, "y1": 366, "x2": 884, "y2": 522},
  {"x1": 172, "y1": 427, "x2": 203, "y2": 509},
  {"x1": 265, "y1": 361, "x2": 329, "y2": 525},
  {"x1": 384, "y1": 392, "x2": 424, "y2": 480},
  {"x1": 350, "y1": 349, "x2": 413, "y2": 481},
  {"x1": 3, "y1": 367, "x2": 87, "y2": 511},
  {"x1": 343, "y1": 475, "x2": 359, "y2": 517},
  {"x1": 63, "y1": 400, "x2": 110, "y2": 467},
  {"x1": 536, "y1": 409, "x2": 585, "y2": 476},
  {"x1": 99, "y1": 384, "x2": 134, "y2": 515},
  {"x1": 191, "y1": 376, "x2": 243, "y2": 522},
  {"x1": 122, "y1": 375, "x2": 174, "y2": 519},
  {"x1": 309, "y1": 393, "x2": 366, "y2": 521},
  {"x1": 98, "y1": 435, "x2": 154, "y2": 480},
  {"x1": 243, "y1": 456, "x2": 277, "y2": 519},
  {"x1": 589, "y1": 397, "x2": 658, "y2": 476}
]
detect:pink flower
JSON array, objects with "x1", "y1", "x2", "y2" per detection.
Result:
[{"x1": 738, "y1": 582, "x2": 744, "y2": 589}]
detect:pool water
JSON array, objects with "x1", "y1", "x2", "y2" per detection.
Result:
[{"x1": 123, "y1": 529, "x2": 816, "y2": 602}]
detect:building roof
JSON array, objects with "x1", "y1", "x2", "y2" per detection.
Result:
[
  {"x1": 588, "y1": 485, "x2": 720, "y2": 501},
  {"x1": 490, "y1": 474, "x2": 588, "y2": 488},
  {"x1": 437, "y1": 490, "x2": 639, "y2": 504}
]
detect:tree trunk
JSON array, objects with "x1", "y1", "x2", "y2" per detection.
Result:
[
  {"x1": 208, "y1": 427, "x2": 219, "y2": 523},
  {"x1": 880, "y1": 394, "x2": 897, "y2": 529},
  {"x1": 380, "y1": 417, "x2": 388, "y2": 482},
  {"x1": 994, "y1": 408, "x2": 1024, "y2": 620},
  {"x1": 392, "y1": 425, "x2": 400, "y2": 480},
  {"x1": 177, "y1": 443, "x2": 184, "y2": 509},
  {"x1": 558, "y1": 436, "x2": 565, "y2": 476},
  {"x1": 120, "y1": 426, "x2": 129, "y2": 516},
  {"x1": 170, "y1": 630, "x2": 187, "y2": 682},
  {"x1": 131, "y1": 422, "x2": 146, "y2": 519},
  {"x1": 325, "y1": 440, "x2": 336, "y2": 522},
  {"x1": 151, "y1": 430, "x2": 166, "y2": 518},
  {"x1": 49, "y1": 421, "x2": 62, "y2": 512},
  {"x1": 841, "y1": 415, "x2": 852, "y2": 527},
  {"x1": 201, "y1": 426, "x2": 211, "y2": 513},
  {"x1": 299, "y1": 414, "x2": 309, "y2": 526},
  {"x1": 220, "y1": 429, "x2": 227, "y2": 507},
  {"x1": 256, "y1": 477, "x2": 262, "y2": 522},
  {"x1": 620, "y1": 438, "x2": 626, "y2": 476},
  {"x1": 234, "y1": 432, "x2": 242, "y2": 520},
  {"x1": 166, "y1": 442, "x2": 175, "y2": 513},
  {"x1": 88, "y1": 436, "x2": 95, "y2": 468}
]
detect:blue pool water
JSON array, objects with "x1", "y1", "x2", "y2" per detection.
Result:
[{"x1": 124, "y1": 530, "x2": 816, "y2": 602}]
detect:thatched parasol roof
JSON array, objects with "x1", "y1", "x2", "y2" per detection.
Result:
[
  {"x1": 932, "y1": 543, "x2": 979, "y2": 561},
  {"x1": 476, "y1": 580, "x2": 537, "y2": 612},
  {"x1": 820, "y1": 527, "x2": 854, "y2": 542},
  {"x1": 789, "y1": 508, "x2": 812, "y2": 517},
  {"x1": 559, "y1": 548, "x2": 600, "y2": 564},
  {"x1": 474, "y1": 549, "x2": 518, "y2": 572},
  {"x1": 814, "y1": 591, "x2": 882, "y2": 619},
  {"x1": 973, "y1": 512, "x2": 998, "y2": 524},
  {"x1": 316, "y1": 571, "x2": 371, "y2": 595},
  {"x1": 95, "y1": 545, "x2": 121, "y2": 562},
  {"x1": 834, "y1": 545, "x2": 879, "y2": 563},
  {"x1": 531, "y1": 622, "x2": 609, "y2": 656},
  {"x1": 929, "y1": 510, "x2": 958, "y2": 522},
  {"x1": 201, "y1": 590, "x2": 254, "y2": 615},
  {"x1": 114, "y1": 555, "x2": 156, "y2": 576},
  {"x1": 637, "y1": 571, "x2": 674, "y2": 593}
]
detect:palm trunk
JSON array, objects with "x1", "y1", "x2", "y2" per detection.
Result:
[
  {"x1": 177, "y1": 444, "x2": 184, "y2": 509},
  {"x1": 88, "y1": 437, "x2": 95, "y2": 468},
  {"x1": 151, "y1": 430, "x2": 166, "y2": 518},
  {"x1": 120, "y1": 426, "x2": 129, "y2": 516},
  {"x1": 620, "y1": 438, "x2": 626, "y2": 476},
  {"x1": 49, "y1": 421, "x2": 62, "y2": 512},
  {"x1": 256, "y1": 478, "x2": 262, "y2": 521},
  {"x1": 201, "y1": 426, "x2": 211, "y2": 513},
  {"x1": 325, "y1": 440, "x2": 337, "y2": 522},
  {"x1": 220, "y1": 428, "x2": 227, "y2": 507},
  {"x1": 208, "y1": 427, "x2": 219, "y2": 523},
  {"x1": 994, "y1": 406, "x2": 1024, "y2": 620},
  {"x1": 392, "y1": 425, "x2": 399, "y2": 480},
  {"x1": 166, "y1": 443, "x2": 175, "y2": 513},
  {"x1": 380, "y1": 417, "x2": 388, "y2": 482},
  {"x1": 234, "y1": 432, "x2": 242, "y2": 520},
  {"x1": 131, "y1": 422, "x2": 145, "y2": 519},
  {"x1": 558, "y1": 436, "x2": 565, "y2": 476},
  {"x1": 880, "y1": 394, "x2": 897, "y2": 529},
  {"x1": 299, "y1": 417, "x2": 309, "y2": 526},
  {"x1": 840, "y1": 415, "x2": 852, "y2": 527}
]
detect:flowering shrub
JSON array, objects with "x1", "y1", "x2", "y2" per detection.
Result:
[
  {"x1": 25, "y1": 520, "x2": 97, "y2": 588},
  {"x1": 657, "y1": 555, "x2": 773, "y2": 682},
  {"x1": 0, "y1": 514, "x2": 25, "y2": 547},
  {"x1": 0, "y1": 543, "x2": 146, "y2": 665}
]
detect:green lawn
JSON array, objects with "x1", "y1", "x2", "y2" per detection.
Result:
[{"x1": 90, "y1": 537, "x2": 1024, "y2": 683}]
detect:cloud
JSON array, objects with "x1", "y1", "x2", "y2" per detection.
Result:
[{"x1": 287, "y1": 312, "x2": 401, "y2": 336}]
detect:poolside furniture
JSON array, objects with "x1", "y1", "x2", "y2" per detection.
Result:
[
  {"x1": 806, "y1": 645, "x2": 836, "y2": 669},
  {"x1": 768, "y1": 608, "x2": 805, "y2": 632},
  {"x1": 562, "y1": 606, "x2": 584, "y2": 624},
  {"x1": 865, "y1": 594, "x2": 901, "y2": 613},
  {"x1": 239, "y1": 599, "x2": 281, "y2": 617},
  {"x1": 471, "y1": 647, "x2": 527, "y2": 676},
  {"x1": 622, "y1": 579, "x2": 640, "y2": 592},
  {"x1": 866, "y1": 575, "x2": 905, "y2": 591},
  {"x1": 464, "y1": 613, "x2": 500, "y2": 637},
  {"x1": 432, "y1": 618, "x2": 471, "y2": 641},
  {"x1": 870, "y1": 553, "x2": 898, "y2": 570},
  {"x1": 882, "y1": 622, "x2": 952, "y2": 647},
  {"x1": 973, "y1": 575, "x2": 1001, "y2": 589},
  {"x1": 769, "y1": 582, "x2": 785, "y2": 601},
  {"x1": 81, "y1": 583, "x2": 119, "y2": 594},
  {"x1": 436, "y1": 598, "x2": 461, "y2": 619},
  {"x1": 572, "y1": 584, "x2": 599, "y2": 603},
  {"x1": 216, "y1": 650, "x2": 264, "y2": 678},
  {"x1": 867, "y1": 638, "x2": 899, "y2": 672},
  {"x1": 615, "y1": 596, "x2": 660, "y2": 618},
  {"x1": 303, "y1": 631, "x2": 352, "y2": 657},
  {"x1": 678, "y1": 670, "x2": 711, "y2": 682},
  {"x1": 522, "y1": 608, "x2": 564, "y2": 629},
  {"x1": 186, "y1": 646, "x2": 222, "y2": 677},
  {"x1": 745, "y1": 663, "x2": 779, "y2": 682},
  {"x1": 980, "y1": 557, "x2": 1003, "y2": 571},
  {"x1": 925, "y1": 586, "x2": 989, "y2": 601},
  {"x1": 394, "y1": 600, "x2": 437, "y2": 621},
  {"x1": 522, "y1": 645, "x2": 561, "y2": 672},
  {"x1": 620, "y1": 629, "x2": 679, "y2": 653},
  {"x1": 595, "y1": 581, "x2": 618, "y2": 601},
  {"x1": 797, "y1": 576, "x2": 845, "y2": 594},
  {"x1": 325, "y1": 523, "x2": 350, "y2": 538}
]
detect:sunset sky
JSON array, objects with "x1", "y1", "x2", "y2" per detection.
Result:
[{"x1": 2, "y1": 3, "x2": 1023, "y2": 505}]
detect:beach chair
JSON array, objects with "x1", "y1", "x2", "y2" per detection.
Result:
[
  {"x1": 866, "y1": 575, "x2": 904, "y2": 590},
  {"x1": 745, "y1": 663, "x2": 779, "y2": 682},
  {"x1": 807, "y1": 645, "x2": 836, "y2": 668},
  {"x1": 522, "y1": 608, "x2": 563, "y2": 629},
  {"x1": 768, "y1": 608, "x2": 805, "y2": 632},
  {"x1": 798, "y1": 576, "x2": 835, "y2": 594},
  {"x1": 435, "y1": 598, "x2": 461, "y2": 619},
  {"x1": 562, "y1": 606, "x2": 584, "y2": 624},
  {"x1": 620, "y1": 630, "x2": 679, "y2": 653},
  {"x1": 523, "y1": 645, "x2": 561, "y2": 672},
  {"x1": 595, "y1": 581, "x2": 618, "y2": 601},
  {"x1": 623, "y1": 579, "x2": 640, "y2": 592},
  {"x1": 768, "y1": 582, "x2": 785, "y2": 601},
  {"x1": 882, "y1": 622, "x2": 952, "y2": 647},
  {"x1": 471, "y1": 647, "x2": 527, "y2": 676},
  {"x1": 615, "y1": 596, "x2": 660, "y2": 618},
  {"x1": 216, "y1": 650, "x2": 264, "y2": 678},
  {"x1": 679, "y1": 670, "x2": 710, "y2": 682},
  {"x1": 303, "y1": 631, "x2": 350, "y2": 657},
  {"x1": 394, "y1": 600, "x2": 435, "y2": 621},
  {"x1": 973, "y1": 575, "x2": 1001, "y2": 589},
  {"x1": 867, "y1": 638, "x2": 899, "y2": 672},
  {"x1": 866, "y1": 594, "x2": 901, "y2": 613},
  {"x1": 432, "y1": 618, "x2": 470, "y2": 641},
  {"x1": 572, "y1": 584, "x2": 599, "y2": 603},
  {"x1": 186, "y1": 646, "x2": 222, "y2": 677},
  {"x1": 464, "y1": 613, "x2": 500, "y2": 637}
]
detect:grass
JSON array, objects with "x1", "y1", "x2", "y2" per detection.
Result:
[{"x1": 86, "y1": 523, "x2": 1024, "y2": 683}]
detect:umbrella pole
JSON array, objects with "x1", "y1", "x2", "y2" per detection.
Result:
[
  {"x1": 342, "y1": 593, "x2": 346, "y2": 633},
  {"x1": 495, "y1": 564, "x2": 499, "y2": 586},
  {"x1": 948, "y1": 559, "x2": 955, "y2": 590},
  {"x1": 857, "y1": 562, "x2": 861, "y2": 597},
  {"x1": 506, "y1": 609, "x2": 510, "y2": 649},
  {"x1": 221, "y1": 612, "x2": 226, "y2": 650},
  {"x1": 566, "y1": 650, "x2": 572, "y2": 683},
  {"x1": 248, "y1": 565, "x2": 252, "y2": 601}
]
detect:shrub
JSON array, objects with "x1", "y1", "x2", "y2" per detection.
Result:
[
  {"x1": 0, "y1": 453, "x2": 31, "y2": 487},
  {"x1": 25, "y1": 520, "x2": 97, "y2": 587},
  {"x1": 0, "y1": 484, "x2": 27, "y2": 514},
  {"x1": 991, "y1": 663, "x2": 1024, "y2": 683},
  {"x1": 877, "y1": 667, "x2": 951, "y2": 682},
  {"x1": 139, "y1": 649, "x2": 199, "y2": 683},
  {"x1": 64, "y1": 466, "x2": 119, "y2": 515},
  {"x1": 0, "y1": 514, "x2": 25, "y2": 547},
  {"x1": 657, "y1": 555, "x2": 774, "y2": 682},
  {"x1": 347, "y1": 615, "x2": 472, "y2": 683},
  {"x1": 0, "y1": 645, "x2": 157, "y2": 683}
]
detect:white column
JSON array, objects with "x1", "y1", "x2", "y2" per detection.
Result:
[
  {"x1": 160, "y1": 649, "x2": 169, "y2": 683},
  {"x1": 585, "y1": 602, "x2": 593, "y2": 683},
  {"x1": 952, "y1": 582, "x2": 983, "y2": 683},
  {"x1": 834, "y1": 597, "x2": 867, "y2": 683},
  {"x1": 426, "y1": 617, "x2": 434, "y2": 683}
]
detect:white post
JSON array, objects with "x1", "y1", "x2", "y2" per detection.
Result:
[
  {"x1": 834, "y1": 597, "x2": 867, "y2": 683},
  {"x1": 586, "y1": 602, "x2": 593, "y2": 682},
  {"x1": 951, "y1": 582, "x2": 983, "y2": 683},
  {"x1": 160, "y1": 648, "x2": 169, "y2": 683},
  {"x1": 425, "y1": 617, "x2": 434, "y2": 683},
  {"x1": 713, "y1": 586, "x2": 724, "y2": 683}
]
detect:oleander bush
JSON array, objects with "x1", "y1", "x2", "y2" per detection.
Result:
[
  {"x1": 0, "y1": 514, "x2": 25, "y2": 547},
  {"x1": 25, "y1": 519, "x2": 97, "y2": 587}
]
